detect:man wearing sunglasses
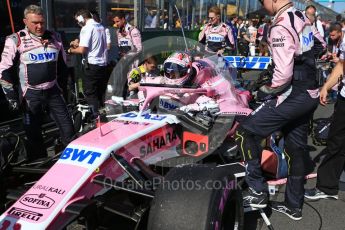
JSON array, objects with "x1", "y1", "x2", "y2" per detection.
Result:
[
  {"x1": 199, "y1": 6, "x2": 234, "y2": 56},
  {"x1": 235, "y1": 0, "x2": 325, "y2": 220}
]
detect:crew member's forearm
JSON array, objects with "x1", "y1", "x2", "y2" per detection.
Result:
[
  {"x1": 323, "y1": 60, "x2": 344, "y2": 91},
  {"x1": 68, "y1": 46, "x2": 87, "y2": 54}
]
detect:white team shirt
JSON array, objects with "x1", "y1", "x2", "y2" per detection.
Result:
[
  {"x1": 339, "y1": 35, "x2": 345, "y2": 97},
  {"x1": 79, "y1": 18, "x2": 107, "y2": 66},
  {"x1": 105, "y1": 28, "x2": 111, "y2": 47}
]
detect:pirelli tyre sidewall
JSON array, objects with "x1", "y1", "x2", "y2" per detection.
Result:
[{"x1": 148, "y1": 164, "x2": 243, "y2": 230}]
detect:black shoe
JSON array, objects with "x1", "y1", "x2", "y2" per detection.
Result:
[
  {"x1": 304, "y1": 188, "x2": 338, "y2": 200},
  {"x1": 243, "y1": 187, "x2": 268, "y2": 208},
  {"x1": 270, "y1": 201, "x2": 302, "y2": 221}
]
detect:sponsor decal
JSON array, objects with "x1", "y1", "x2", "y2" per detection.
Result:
[
  {"x1": 8, "y1": 207, "x2": 43, "y2": 222},
  {"x1": 32, "y1": 185, "x2": 66, "y2": 195},
  {"x1": 19, "y1": 193, "x2": 55, "y2": 209},
  {"x1": 251, "y1": 101, "x2": 266, "y2": 116},
  {"x1": 159, "y1": 99, "x2": 178, "y2": 110},
  {"x1": 272, "y1": 36, "x2": 285, "y2": 43},
  {"x1": 272, "y1": 43, "x2": 284, "y2": 47},
  {"x1": 29, "y1": 52, "x2": 57, "y2": 61},
  {"x1": 60, "y1": 148, "x2": 101, "y2": 164},
  {"x1": 139, "y1": 130, "x2": 178, "y2": 157},
  {"x1": 120, "y1": 40, "x2": 129, "y2": 46},
  {"x1": 23, "y1": 40, "x2": 33, "y2": 44},
  {"x1": 302, "y1": 32, "x2": 313, "y2": 46},
  {"x1": 121, "y1": 112, "x2": 167, "y2": 121},
  {"x1": 224, "y1": 56, "x2": 271, "y2": 70},
  {"x1": 119, "y1": 38, "x2": 132, "y2": 47},
  {"x1": 207, "y1": 34, "x2": 224, "y2": 42}
]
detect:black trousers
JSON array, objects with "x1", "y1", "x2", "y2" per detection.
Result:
[
  {"x1": 237, "y1": 41, "x2": 249, "y2": 57},
  {"x1": 235, "y1": 89, "x2": 318, "y2": 208},
  {"x1": 83, "y1": 64, "x2": 108, "y2": 116},
  {"x1": 23, "y1": 86, "x2": 75, "y2": 160},
  {"x1": 317, "y1": 95, "x2": 345, "y2": 195}
]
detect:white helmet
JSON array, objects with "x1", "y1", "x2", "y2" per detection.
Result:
[{"x1": 163, "y1": 51, "x2": 192, "y2": 85}]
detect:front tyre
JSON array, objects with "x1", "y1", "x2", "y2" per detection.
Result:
[{"x1": 148, "y1": 164, "x2": 243, "y2": 230}]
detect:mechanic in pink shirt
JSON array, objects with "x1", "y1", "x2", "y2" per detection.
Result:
[
  {"x1": 0, "y1": 5, "x2": 75, "y2": 160},
  {"x1": 199, "y1": 6, "x2": 234, "y2": 56},
  {"x1": 112, "y1": 11, "x2": 142, "y2": 98},
  {"x1": 235, "y1": 0, "x2": 326, "y2": 220}
]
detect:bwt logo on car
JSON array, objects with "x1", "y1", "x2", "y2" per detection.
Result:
[
  {"x1": 29, "y1": 52, "x2": 57, "y2": 61},
  {"x1": 121, "y1": 112, "x2": 167, "y2": 121},
  {"x1": 224, "y1": 56, "x2": 271, "y2": 70},
  {"x1": 159, "y1": 99, "x2": 178, "y2": 110},
  {"x1": 19, "y1": 193, "x2": 55, "y2": 209},
  {"x1": 60, "y1": 147, "x2": 102, "y2": 164}
]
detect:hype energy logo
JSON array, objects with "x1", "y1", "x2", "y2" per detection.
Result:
[
  {"x1": 29, "y1": 52, "x2": 57, "y2": 61},
  {"x1": 224, "y1": 56, "x2": 271, "y2": 70}
]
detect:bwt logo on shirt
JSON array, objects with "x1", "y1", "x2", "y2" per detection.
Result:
[
  {"x1": 208, "y1": 35, "x2": 223, "y2": 42},
  {"x1": 29, "y1": 52, "x2": 57, "y2": 61},
  {"x1": 120, "y1": 41, "x2": 129, "y2": 46},
  {"x1": 302, "y1": 32, "x2": 313, "y2": 46}
]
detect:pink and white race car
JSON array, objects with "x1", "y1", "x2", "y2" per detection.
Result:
[{"x1": 0, "y1": 56, "x2": 283, "y2": 230}]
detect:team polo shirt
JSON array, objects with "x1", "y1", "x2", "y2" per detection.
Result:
[{"x1": 79, "y1": 19, "x2": 107, "y2": 66}]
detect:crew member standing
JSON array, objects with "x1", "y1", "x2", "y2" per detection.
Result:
[
  {"x1": 0, "y1": 5, "x2": 75, "y2": 160},
  {"x1": 112, "y1": 11, "x2": 142, "y2": 98},
  {"x1": 305, "y1": 25, "x2": 345, "y2": 201},
  {"x1": 68, "y1": 9, "x2": 108, "y2": 118},
  {"x1": 199, "y1": 6, "x2": 234, "y2": 56},
  {"x1": 235, "y1": 0, "x2": 325, "y2": 220}
]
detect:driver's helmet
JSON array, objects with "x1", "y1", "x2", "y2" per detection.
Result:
[{"x1": 163, "y1": 51, "x2": 192, "y2": 85}]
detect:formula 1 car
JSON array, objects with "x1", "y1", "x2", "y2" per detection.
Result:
[{"x1": 0, "y1": 56, "x2": 278, "y2": 230}]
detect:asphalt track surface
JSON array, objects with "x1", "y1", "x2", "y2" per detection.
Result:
[{"x1": 242, "y1": 71, "x2": 345, "y2": 230}]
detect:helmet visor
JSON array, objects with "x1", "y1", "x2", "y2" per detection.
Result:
[{"x1": 163, "y1": 62, "x2": 189, "y2": 79}]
